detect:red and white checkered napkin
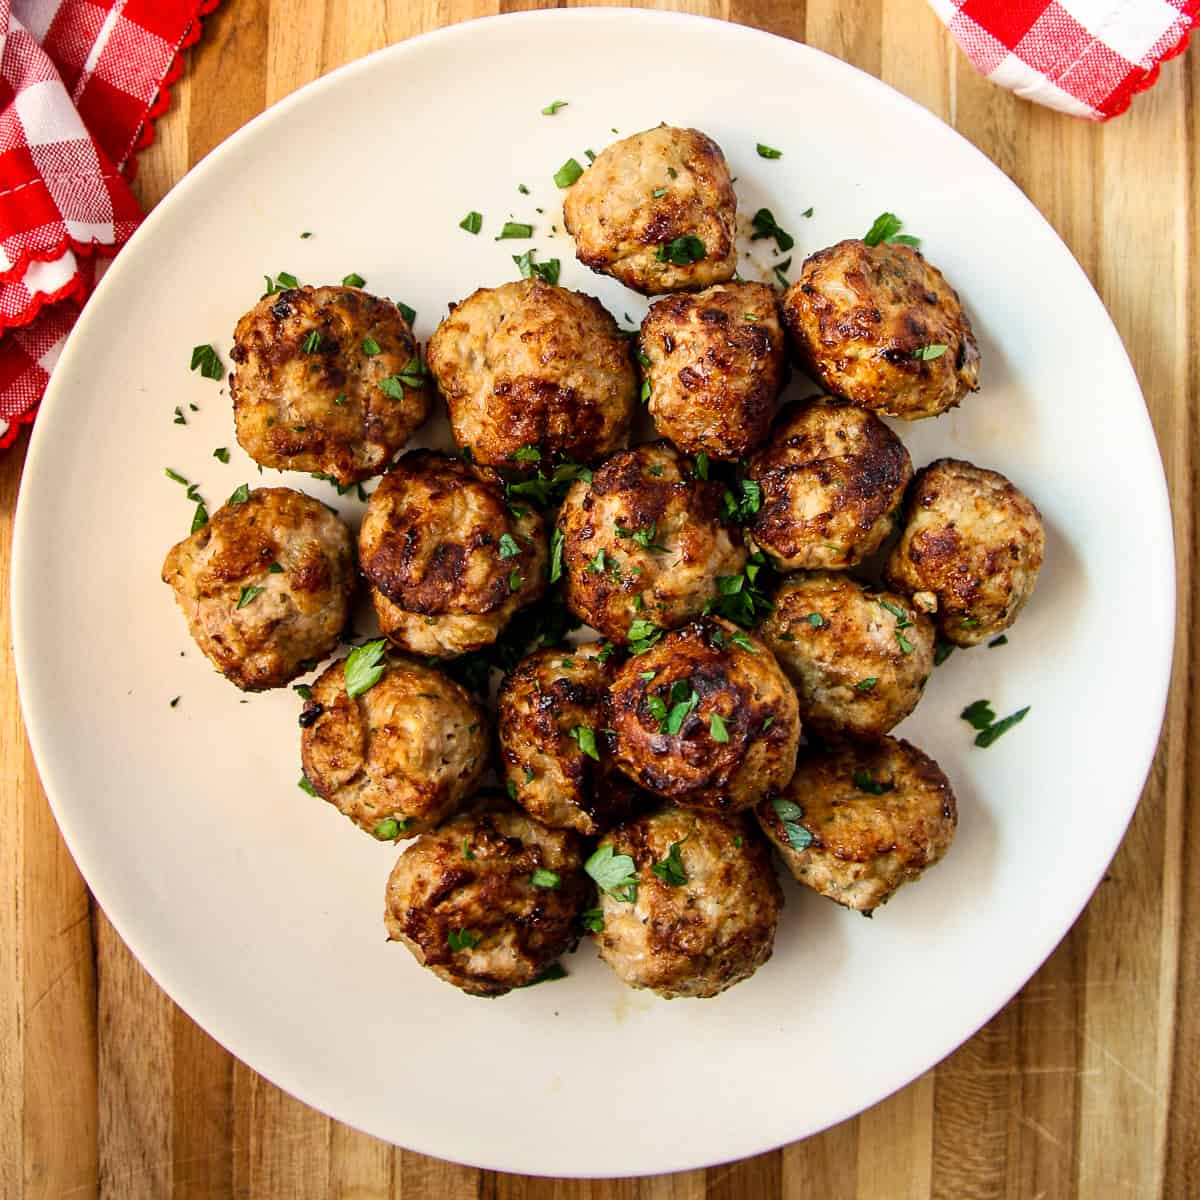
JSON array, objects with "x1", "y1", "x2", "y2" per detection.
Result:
[
  {"x1": 0, "y1": 0, "x2": 218, "y2": 449},
  {"x1": 931, "y1": 0, "x2": 1197, "y2": 119}
]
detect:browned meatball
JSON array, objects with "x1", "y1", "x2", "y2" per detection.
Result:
[
  {"x1": 384, "y1": 795, "x2": 590, "y2": 996},
  {"x1": 300, "y1": 652, "x2": 488, "y2": 840},
  {"x1": 756, "y1": 738, "x2": 956, "y2": 913},
  {"x1": 589, "y1": 807, "x2": 781, "y2": 999},
  {"x1": 359, "y1": 450, "x2": 547, "y2": 658},
  {"x1": 605, "y1": 617, "x2": 799, "y2": 812},
  {"x1": 497, "y1": 643, "x2": 642, "y2": 835},
  {"x1": 562, "y1": 126, "x2": 737, "y2": 295},
  {"x1": 757, "y1": 573, "x2": 935, "y2": 740},
  {"x1": 746, "y1": 397, "x2": 912, "y2": 571},
  {"x1": 557, "y1": 442, "x2": 747, "y2": 643},
  {"x1": 231, "y1": 285, "x2": 431, "y2": 484},
  {"x1": 782, "y1": 240, "x2": 980, "y2": 420},
  {"x1": 426, "y1": 278, "x2": 635, "y2": 472},
  {"x1": 161, "y1": 486, "x2": 353, "y2": 690},
  {"x1": 884, "y1": 458, "x2": 1045, "y2": 647},
  {"x1": 638, "y1": 282, "x2": 786, "y2": 460}
]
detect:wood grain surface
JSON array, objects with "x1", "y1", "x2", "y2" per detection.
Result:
[{"x1": 1, "y1": 2, "x2": 1196, "y2": 1196}]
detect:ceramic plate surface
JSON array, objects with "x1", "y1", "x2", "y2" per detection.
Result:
[{"x1": 11, "y1": 9, "x2": 1174, "y2": 1177}]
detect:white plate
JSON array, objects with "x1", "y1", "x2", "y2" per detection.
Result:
[{"x1": 12, "y1": 9, "x2": 1174, "y2": 1178}]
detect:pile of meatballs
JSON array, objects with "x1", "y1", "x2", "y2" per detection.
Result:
[{"x1": 162, "y1": 124, "x2": 1046, "y2": 999}]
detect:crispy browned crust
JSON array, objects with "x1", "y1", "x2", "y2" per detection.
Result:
[
  {"x1": 230, "y1": 285, "x2": 431, "y2": 484},
  {"x1": 557, "y1": 441, "x2": 747, "y2": 641},
  {"x1": 782, "y1": 240, "x2": 980, "y2": 420},
  {"x1": 383, "y1": 794, "x2": 590, "y2": 996},
  {"x1": 300, "y1": 654, "x2": 488, "y2": 838},
  {"x1": 497, "y1": 644, "x2": 642, "y2": 836},
  {"x1": 757, "y1": 572, "x2": 935, "y2": 740},
  {"x1": 593, "y1": 806, "x2": 781, "y2": 999},
  {"x1": 747, "y1": 396, "x2": 912, "y2": 571},
  {"x1": 756, "y1": 738, "x2": 956, "y2": 912},
  {"x1": 884, "y1": 457, "x2": 1045, "y2": 647},
  {"x1": 604, "y1": 617, "x2": 799, "y2": 811},
  {"x1": 161, "y1": 487, "x2": 354, "y2": 690},
  {"x1": 562, "y1": 126, "x2": 737, "y2": 295},
  {"x1": 359, "y1": 451, "x2": 541, "y2": 614},
  {"x1": 639, "y1": 282, "x2": 786, "y2": 460},
  {"x1": 426, "y1": 278, "x2": 636, "y2": 470}
]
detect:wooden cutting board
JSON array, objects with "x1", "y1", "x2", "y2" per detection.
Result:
[{"x1": 1, "y1": 2, "x2": 1196, "y2": 1196}]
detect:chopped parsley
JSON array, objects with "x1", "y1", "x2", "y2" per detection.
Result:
[
  {"x1": 512, "y1": 445, "x2": 542, "y2": 463},
  {"x1": 173, "y1": 406, "x2": 186, "y2": 425},
  {"x1": 856, "y1": 677, "x2": 878, "y2": 692},
  {"x1": 553, "y1": 158, "x2": 584, "y2": 189},
  {"x1": 730, "y1": 630, "x2": 758, "y2": 654},
  {"x1": 639, "y1": 378, "x2": 651, "y2": 404},
  {"x1": 378, "y1": 376, "x2": 407, "y2": 400},
  {"x1": 297, "y1": 774, "x2": 320, "y2": 797},
  {"x1": 459, "y1": 211, "x2": 483, "y2": 235},
  {"x1": 513, "y1": 250, "x2": 561, "y2": 285},
  {"x1": 508, "y1": 569, "x2": 523, "y2": 592},
  {"x1": 655, "y1": 235, "x2": 706, "y2": 266},
  {"x1": 541, "y1": 99, "x2": 568, "y2": 115},
  {"x1": 212, "y1": 447, "x2": 230, "y2": 463},
  {"x1": 236, "y1": 585, "x2": 264, "y2": 609},
  {"x1": 361, "y1": 336, "x2": 381, "y2": 356},
  {"x1": 756, "y1": 143, "x2": 783, "y2": 159},
  {"x1": 863, "y1": 211, "x2": 921, "y2": 248},
  {"x1": 704, "y1": 553, "x2": 774, "y2": 629},
  {"x1": 342, "y1": 272, "x2": 366, "y2": 288},
  {"x1": 853, "y1": 769, "x2": 892, "y2": 795},
  {"x1": 580, "y1": 908, "x2": 604, "y2": 933},
  {"x1": 302, "y1": 330, "x2": 322, "y2": 354},
  {"x1": 750, "y1": 208, "x2": 794, "y2": 253},
  {"x1": 190, "y1": 343, "x2": 223, "y2": 380},
  {"x1": 344, "y1": 639, "x2": 388, "y2": 699},
  {"x1": 569, "y1": 724, "x2": 600, "y2": 761},
  {"x1": 505, "y1": 457, "x2": 592, "y2": 506},
  {"x1": 627, "y1": 618, "x2": 663, "y2": 655},
  {"x1": 962, "y1": 700, "x2": 1031, "y2": 747},
  {"x1": 988, "y1": 635, "x2": 1009, "y2": 648},
  {"x1": 807, "y1": 613, "x2": 824, "y2": 629},
  {"x1": 772, "y1": 257, "x2": 792, "y2": 288},
  {"x1": 615, "y1": 521, "x2": 668, "y2": 552},
  {"x1": 585, "y1": 845, "x2": 638, "y2": 903},
  {"x1": 397, "y1": 300, "x2": 417, "y2": 326},
  {"x1": 879, "y1": 597, "x2": 915, "y2": 654},
  {"x1": 772, "y1": 797, "x2": 812, "y2": 851},
  {"x1": 448, "y1": 929, "x2": 482, "y2": 952},
  {"x1": 374, "y1": 817, "x2": 408, "y2": 840},
  {"x1": 934, "y1": 640, "x2": 955, "y2": 666},
  {"x1": 651, "y1": 839, "x2": 688, "y2": 886},
  {"x1": 227, "y1": 483, "x2": 250, "y2": 506},
  {"x1": 694, "y1": 452, "x2": 709, "y2": 480},
  {"x1": 531, "y1": 867, "x2": 561, "y2": 889},
  {"x1": 549, "y1": 528, "x2": 565, "y2": 583},
  {"x1": 914, "y1": 344, "x2": 948, "y2": 361},
  {"x1": 498, "y1": 533, "x2": 522, "y2": 558},
  {"x1": 652, "y1": 187, "x2": 667, "y2": 198},
  {"x1": 708, "y1": 712, "x2": 730, "y2": 743},
  {"x1": 721, "y1": 478, "x2": 762, "y2": 523}
]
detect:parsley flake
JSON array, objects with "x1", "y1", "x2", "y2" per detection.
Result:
[
  {"x1": 569, "y1": 724, "x2": 600, "y2": 761},
  {"x1": 554, "y1": 158, "x2": 584, "y2": 188},
  {"x1": 541, "y1": 99, "x2": 568, "y2": 115},
  {"x1": 655, "y1": 235, "x2": 706, "y2": 266},
  {"x1": 750, "y1": 208, "x2": 794, "y2": 253},
  {"x1": 708, "y1": 712, "x2": 730, "y2": 743},
  {"x1": 190, "y1": 343, "x2": 223, "y2": 380},
  {"x1": 344, "y1": 639, "x2": 388, "y2": 699},
  {"x1": 459, "y1": 211, "x2": 483, "y2": 235},
  {"x1": 772, "y1": 797, "x2": 812, "y2": 851},
  {"x1": 448, "y1": 929, "x2": 482, "y2": 952},
  {"x1": 496, "y1": 221, "x2": 535, "y2": 241},
  {"x1": 914, "y1": 344, "x2": 948, "y2": 361},
  {"x1": 585, "y1": 845, "x2": 638, "y2": 902},
  {"x1": 651, "y1": 839, "x2": 689, "y2": 886},
  {"x1": 531, "y1": 867, "x2": 561, "y2": 889}
]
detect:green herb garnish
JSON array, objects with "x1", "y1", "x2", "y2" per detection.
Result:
[
  {"x1": 459, "y1": 211, "x2": 483, "y2": 235},
  {"x1": 651, "y1": 839, "x2": 688, "y2": 886},
  {"x1": 772, "y1": 797, "x2": 812, "y2": 851},
  {"x1": 585, "y1": 845, "x2": 638, "y2": 903},
  {"x1": 542, "y1": 99, "x2": 568, "y2": 115},
  {"x1": 554, "y1": 158, "x2": 584, "y2": 188},
  {"x1": 750, "y1": 208, "x2": 794, "y2": 253},
  {"x1": 190, "y1": 343, "x2": 223, "y2": 380},
  {"x1": 344, "y1": 639, "x2": 388, "y2": 699},
  {"x1": 655, "y1": 235, "x2": 706, "y2": 266},
  {"x1": 531, "y1": 867, "x2": 561, "y2": 889},
  {"x1": 569, "y1": 724, "x2": 599, "y2": 761},
  {"x1": 448, "y1": 929, "x2": 482, "y2": 952}
]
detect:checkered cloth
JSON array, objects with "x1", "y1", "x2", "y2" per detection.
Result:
[
  {"x1": 930, "y1": 0, "x2": 1197, "y2": 118},
  {"x1": 0, "y1": 0, "x2": 218, "y2": 449}
]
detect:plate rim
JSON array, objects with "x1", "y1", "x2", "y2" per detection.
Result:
[{"x1": 10, "y1": 7, "x2": 1176, "y2": 1177}]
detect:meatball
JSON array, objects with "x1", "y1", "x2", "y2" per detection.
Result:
[
  {"x1": 384, "y1": 795, "x2": 590, "y2": 996},
  {"x1": 161, "y1": 486, "x2": 353, "y2": 690},
  {"x1": 746, "y1": 397, "x2": 912, "y2": 571},
  {"x1": 359, "y1": 450, "x2": 547, "y2": 658},
  {"x1": 300, "y1": 653, "x2": 488, "y2": 840},
  {"x1": 756, "y1": 738, "x2": 956, "y2": 913},
  {"x1": 638, "y1": 282, "x2": 786, "y2": 460},
  {"x1": 605, "y1": 617, "x2": 799, "y2": 812},
  {"x1": 562, "y1": 125, "x2": 737, "y2": 295},
  {"x1": 590, "y1": 807, "x2": 781, "y2": 999},
  {"x1": 757, "y1": 573, "x2": 934, "y2": 740},
  {"x1": 781, "y1": 239, "x2": 980, "y2": 420},
  {"x1": 884, "y1": 458, "x2": 1045, "y2": 647},
  {"x1": 557, "y1": 442, "x2": 747, "y2": 643},
  {"x1": 231, "y1": 285, "x2": 431, "y2": 484},
  {"x1": 498, "y1": 643, "x2": 641, "y2": 835},
  {"x1": 426, "y1": 278, "x2": 635, "y2": 472}
]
